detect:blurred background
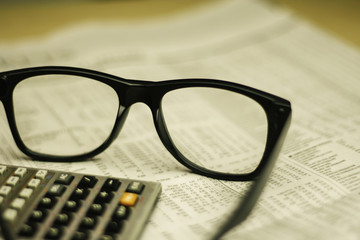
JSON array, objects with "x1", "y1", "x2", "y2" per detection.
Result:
[{"x1": 0, "y1": 0, "x2": 359, "y2": 47}]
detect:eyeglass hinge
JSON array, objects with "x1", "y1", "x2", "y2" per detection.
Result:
[{"x1": 0, "y1": 75, "x2": 8, "y2": 99}]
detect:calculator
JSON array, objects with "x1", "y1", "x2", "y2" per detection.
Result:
[{"x1": 0, "y1": 164, "x2": 161, "y2": 240}]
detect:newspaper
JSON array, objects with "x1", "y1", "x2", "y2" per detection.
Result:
[{"x1": 0, "y1": 0, "x2": 359, "y2": 239}]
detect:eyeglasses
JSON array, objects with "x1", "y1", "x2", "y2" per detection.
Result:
[
  {"x1": 0, "y1": 66, "x2": 291, "y2": 238},
  {"x1": 0, "y1": 66, "x2": 291, "y2": 181}
]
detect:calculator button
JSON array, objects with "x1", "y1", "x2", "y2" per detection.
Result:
[
  {"x1": 105, "y1": 220, "x2": 123, "y2": 234},
  {"x1": 55, "y1": 173, "x2": 74, "y2": 185},
  {"x1": 126, "y1": 181, "x2": 145, "y2": 194},
  {"x1": 19, "y1": 223, "x2": 37, "y2": 237},
  {"x1": 55, "y1": 212, "x2": 72, "y2": 225},
  {"x1": 6, "y1": 176, "x2": 20, "y2": 186},
  {"x1": 78, "y1": 176, "x2": 97, "y2": 188},
  {"x1": 11, "y1": 198, "x2": 26, "y2": 209},
  {"x1": 72, "y1": 231, "x2": 88, "y2": 240},
  {"x1": 120, "y1": 192, "x2": 138, "y2": 207},
  {"x1": 28, "y1": 178, "x2": 41, "y2": 188},
  {"x1": 0, "y1": 196, "x2": 4, "y2": 204},
  {"x1": 70, "y1": 188, "x2": 89, "y2": 200},
  {"x1": 48, "y1": 184, "x2": 66, "y2": 196},
  {"x1": 19, "y1": 188, "x2": 33, "y2": 199},
  {"x1": 0, "y1": 185, "x2": 12, "y2": 196},
  {"x1": 38, "y1": 196, "x2": 57, "y2": 209},
  {"x1": 95, "y1": 191, "x2": 113, "y2": 203},
  {"x1": 88, "y1": 203, "x2": 105, "y2": 215},
  {"x1": 112, "y1": 205, "x2": 128, "y2": 220},
  {"x1": 14, "y1": 167, "x2": 27, "y2": 177},
  {"x1": 3, "y1": 208, "x2": 17, "y2": 222},
  {"x1": 45, "y1": 226, "x2": 63, "y2": 239},
  {"x1": 30, "y1": 209, "x2": 47, "y2": 222},
  {"x1": 35, "y1": 170, "x2": 48, "y2": 180},
  {"x1": 102, "y1": 178, "x2": 120, "y2": 191},
  {"x1": 80, "y1": 216, "x2": 97, "y2": 229},
  {"x1": 63, "y1": 200, "x2": 81, "y2": 212},
  {"x1": 100, "y1": 235, "x2": 115, "y2": 240},
  {"x1": 0, "y1": 166, "x2": 7, "y2": 175}
]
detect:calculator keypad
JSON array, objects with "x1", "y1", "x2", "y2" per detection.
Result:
[{"x1": 0, "y1": 165, "x2": 161, "y2": 240}]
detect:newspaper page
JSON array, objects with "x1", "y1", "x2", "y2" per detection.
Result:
[{"x1": 0, "y1": 0, "x2": 359, "y2": 239}]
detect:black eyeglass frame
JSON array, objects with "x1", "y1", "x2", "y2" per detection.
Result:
[{"x1": 0, "y1": 66, "x2": 291, "y2": 182}]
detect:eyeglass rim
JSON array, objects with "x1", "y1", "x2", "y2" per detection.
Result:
[{"x1": 0, "y1": 66, "x2": 291, "y2": 181}]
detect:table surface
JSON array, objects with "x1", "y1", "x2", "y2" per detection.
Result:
[{"x1": 0, "y1": 0, "x2": 359, "y2": 47}]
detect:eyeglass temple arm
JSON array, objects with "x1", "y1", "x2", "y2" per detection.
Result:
[{"x1": 210, "y1": 112, "x2": 291, "y2": 240}]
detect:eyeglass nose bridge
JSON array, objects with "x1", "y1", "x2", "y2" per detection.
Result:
[
  {"x1": 122, "y1": 84, "x2": 162, "y2": 110},
  {"x1": 117, "y1": 83, "x2": 174, "y2": 142},
  {"x1": 110, "y1": 83, "x2": 163, "y2": 139},
  {"x1": 118, "y1": 84, "x2": 184, "y2": 167}
]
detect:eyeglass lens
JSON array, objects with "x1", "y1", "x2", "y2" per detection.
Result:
[
  {"x1": 13, "y1": 75, "x2": 119, "y2": 156},
  {"x1": 162, "y1": 87, "x2": 268, "y2": 174}
]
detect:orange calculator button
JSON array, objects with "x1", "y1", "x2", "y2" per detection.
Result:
[{"x1": 120, "y1": 192, "x2": 138, "y2": 207}]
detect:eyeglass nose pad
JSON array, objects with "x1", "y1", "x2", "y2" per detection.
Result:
[
  {"x1": 154, "y1": 107, "x2": 197, "y2": 172},
  {"x1": 153, "y1": 107, "x2": 178, "y2": 157},
  {"x1": 154, "y1": 108, "x2": 170, "y2": 145},
  {"x1": 111, "y1": 105, "x2": 130, "y2": 140}
]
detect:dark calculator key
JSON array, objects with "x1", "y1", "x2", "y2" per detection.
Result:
[
  {"x1": 113, "y1": 205, "x2": 129, "y2": 220},
  {"x1": 87, "y1": 203, "x2": 105, "y2": 215},
  {"x1": 71, "y1": 187, "x2": 89, "y2": 200},
  {"x1": 45, "y1": 226, "x2": 63, "y2": 239},
  {"x1": 30, "y1": 209, "x2": 47, "y2": 222},
  {"x1": 78, "y1": 176, "x2": 97, "y2": 188},
  {"x1": 100, "y1": 235, "x2": 115, "y2": 240},
  {"x1": 105, "y1": 220, "x2": 123, "y2": 234},
  {"x1": 126, "y1": 181, "x2": 145, "y2": 194},
  {"x1": 63, "y1": 200, "x2": 81, "y2": 212},
  {"x1": 48, "y1": 184, "x2": 66, "y2": 196},
  {"x1": 72, "y1": 231, "x2": 88, "y2": 240},
  {"x1": 55, "y1": 212, "x2": 72, "y2": 225},
  {"x1": 38, "y1": 196, "x2": 57, "y2": 208},
  {"x1": 95, "y1": 191, "x2": 113, "y2": 203},
  {"x1": 19, "y1": 223, "x2": 37, "y2": 237},
  {"x1": 55, "y1": 173, "x2": 74, "y2": 185},
  {"x1": 102, "y1": 178, "x2": 120, "y2": 191},
  {"x1": 80, "y1": 216, "x2": 97, "y2": 229}
]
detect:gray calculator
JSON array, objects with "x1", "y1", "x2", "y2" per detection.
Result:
[{"x1": 0, "y1": 164, "x2": 161, "y2": 240}]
